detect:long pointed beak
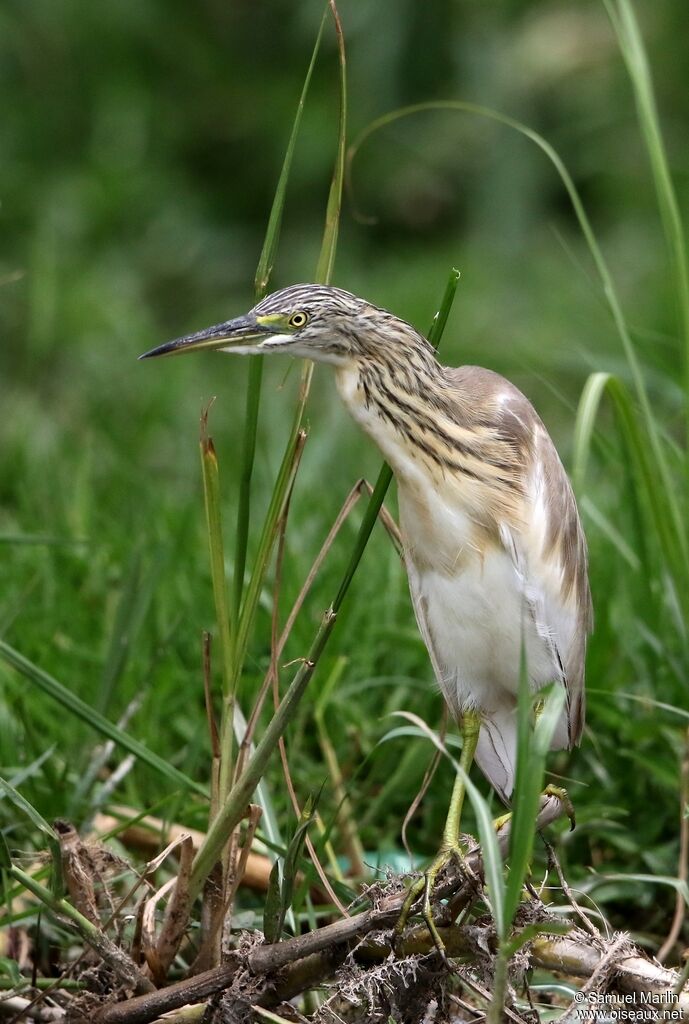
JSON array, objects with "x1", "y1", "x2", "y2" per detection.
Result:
[{"x1": 139, "y1": 314, "x2": 268, "y2": 360}]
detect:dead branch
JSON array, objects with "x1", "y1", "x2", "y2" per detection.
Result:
[
  {"x1": 91, "y1": 807, "x2": 272, "y2": 892},
  {"x1": 532, "y1": 932, "x2": 689, "y2": 1012},
  {"x1": 85, "y1": 793, "x2": 689, "y2": 1024},
  {"x1": 89, "y1": 795, "x2": 561, "y2": 1023}
]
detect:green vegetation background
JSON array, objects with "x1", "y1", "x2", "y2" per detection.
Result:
[{"x1": 2, "y1": 0, "x2": 688, "y2": 939}]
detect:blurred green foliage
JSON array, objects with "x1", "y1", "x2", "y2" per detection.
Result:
[{"x1": 2, "y1": 0, "x2": 689, "y2": 940}]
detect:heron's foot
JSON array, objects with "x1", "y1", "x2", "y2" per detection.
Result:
[
  {"x1": 493, "y1": 786, "x2": 576, "y2": 835},
  {"x1": 394, "y1": 843, "x2": 468, "y2": 954},
  {"x1": 543, "y1": 784, "x2": 576, "y2": 830}
]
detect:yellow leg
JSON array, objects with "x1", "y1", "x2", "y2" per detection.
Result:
[{"x1": 395, "y1": 711, "x2": 481, "y2": 948}]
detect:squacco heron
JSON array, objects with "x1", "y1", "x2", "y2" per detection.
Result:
[{"x1": 142, "y1": 284, "x2": 592, "y2": 916}]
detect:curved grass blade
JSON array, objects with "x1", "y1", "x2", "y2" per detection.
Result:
[
  {"x1": 605, "y1": 0, "x2": 689, "y2": 408},
  {"x1": 573, "y1": 371, "x2": 687, "y2": 618},
  {"x1": 348, "y1": 102, "x2": 688, "y2": 572}
]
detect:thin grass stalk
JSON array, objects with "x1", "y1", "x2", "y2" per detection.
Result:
[
  {"x1": 231, "y1": 430, "x2": 308, "y2": 697},
  {"x1": 605, "y1": 0, "x2": 689, "y2": 416},
  {"x1": 348, "y1": 102, "x2": 689, "y2": 574},
  {"x1": 200, "y1": 423, "x2": 236, "y2": 796},
  {"x1": 314, "y1": 1, "x2": 346, "y2": 288},
  {"x1": 234, "y1": 10, "x2": 329, "y2": 621},
  {"x1": 198, "y1": 423, "x2": 237, "y2": 959},
  {"x1": 267, "y1": 481, "x2": 350, "y2": 917},
  {"x1": 188, "y1": 268, "x2": 460, "y2": 902},
  {"x1": 229, "y1": 2, "x2": 347, "y2": 694}
]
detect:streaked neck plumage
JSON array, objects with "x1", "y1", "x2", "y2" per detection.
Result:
[{"x1": 333, "y1": 320, "x2": 527, "y2": 536}]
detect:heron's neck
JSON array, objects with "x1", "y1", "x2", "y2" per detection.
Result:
[
  {"x1": 334, "y1": 350, "x2": 457, "y2": 484},
  {"x1": 334, "y1": 350, "x2": 525, "y2": 533}
]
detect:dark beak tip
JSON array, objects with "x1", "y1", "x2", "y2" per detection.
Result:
[{"x1": 138, "y1": 342, "x2": 177, "y2": 360}]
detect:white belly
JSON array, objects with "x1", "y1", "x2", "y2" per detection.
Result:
[{"x1": 399, "y1": 488, "x2": 558, "y2": 716}]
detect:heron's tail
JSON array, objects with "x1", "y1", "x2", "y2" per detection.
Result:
[
  {"x1": 474, "y1": 697, "x2": 570, "y2": 805},
  {"x1": 474, "y1": 706, "x2": 517, "y2": 805}
]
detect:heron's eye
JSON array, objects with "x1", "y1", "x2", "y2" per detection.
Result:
[{"x1": 289, "y1": 311, "x2": 309, "y2": 329}]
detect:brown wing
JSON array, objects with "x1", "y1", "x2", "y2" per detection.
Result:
[{"x1": 448, "y1": 366, "x2": 593, "y2": 748}]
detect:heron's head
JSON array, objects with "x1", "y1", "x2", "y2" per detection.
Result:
[
  {"x1": 141, "y1": 284, "x2": 413, "y2": 368},
  {"x1": 140, "y1": 284, "x2": 432, "y2": 366}
]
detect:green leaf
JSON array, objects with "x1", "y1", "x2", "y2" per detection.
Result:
[
  {"x1": 263, "y1": 797, "x2": 317, "y2": 943},
  {"x1": 263, "y1": 860, "x2": 283, "y2": 945}
]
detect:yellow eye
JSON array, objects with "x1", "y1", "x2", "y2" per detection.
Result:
[{"x1": 289, "y1": 311, "x2": 309, "y2": 329}]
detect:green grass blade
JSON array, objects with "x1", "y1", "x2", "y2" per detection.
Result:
[
  {"x1": 501, "y1": 920, "x2": 570, "y2": 961},
  {"x1": 573, "y1": 372, "x2": 688, "y2": 609},
  {"x1": 200, "y1": 430, "x2": 235, "y2": 684},
  {"x1": 253, "y1": 8, "x2": 328, "y2": 298},
  {"x1": 457, "y1": 764, "x2": 505, "y2": 941},
  {"x1": 0, "y1": 640, "x2": 205, "y2": 797},
  {"x1": 314, "y1": 1, "x2": 347, "y2": 286},
  {"x1": 97, "y1": 544, "x2": 163, "y2": 717},
  {"x1": 232, "y1": 3, "x2": 347, "y2": 683},
  {"x1": 262, "y1": 860, "x2": 283, "y2": 945},
  {"x1": 235, "y1": 8, "x2": 329, "y2": 622},
  {"x1": 427, "y1": 268, "x2": 460, "y2": 348},
  {"x1": 276, "y1": 796, "x2": 317, "y2": 940},
  {"x1": 605, "y1": 0, "x2": 689, "y2": 406},
  {"x1": 392, "y1": 710, "x2": 505, "y2": 940},
  {"x1": 503, "y1": 683, "x2": 566, "y2": 931},
  {"x1": 200, "y1": 424, "x2": 238, "y2": 818},
  {"x1": 572, "y1": 371, "x2": 612, "y2": 493},
  {"x1": 232, "y1": 430, "x2": 306, "y2": 689},
  {"x1": 233, "y1": 358, "x2": 263, "y2": 622},
  {"x1": 189, "y1": 606, "x2": 336, "y2": 900}
]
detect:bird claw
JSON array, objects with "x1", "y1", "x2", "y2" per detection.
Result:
[
  {"x1": 493, "y1": 786, "x2": 576, "y2": 836},
  {"x1": 393, "y1": 844, "x2": 468, "y2": 953},
  {"x1": 543, "y1": 784, "x2": 576, "y2": 830}
]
